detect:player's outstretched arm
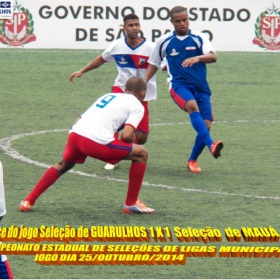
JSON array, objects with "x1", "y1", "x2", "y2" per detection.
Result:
[
  {"x1": 69, "y1": 70, "x2": 83, "y2": 82},
  {"x1": 69, "y1": 55, "x2": 107, "y2": 83}
]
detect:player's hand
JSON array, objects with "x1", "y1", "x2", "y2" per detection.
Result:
[
  {"x1": 69, "y1": 71, "x2": 83, "y2": 83},
  {"x1": 182, "y1": 57, "x2": 200, "y2": 67}
]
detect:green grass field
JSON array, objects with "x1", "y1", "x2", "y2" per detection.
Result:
[{"x1": 0, "y1": 49, "x2": 280, "y2": 279}]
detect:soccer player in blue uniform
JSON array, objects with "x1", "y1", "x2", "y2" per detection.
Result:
[{"x1": 144, "y1": 6, "x2": 223, "y2": 173}]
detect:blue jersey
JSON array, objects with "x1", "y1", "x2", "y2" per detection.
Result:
[{"x1": 148, "y1": 29, "x2": 216, "y2": 95}]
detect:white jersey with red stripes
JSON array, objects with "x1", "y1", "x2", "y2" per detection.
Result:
[
  {"x1": 101, "y1": 37, "x2": 157, "y2": 101},
  {"x1": 70, "y1": 93, "x2": 144, "y2": 145}
]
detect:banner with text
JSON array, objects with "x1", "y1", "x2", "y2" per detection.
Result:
[{"x1": 0, "y1": 0, "x2": 280, "y2": 51}]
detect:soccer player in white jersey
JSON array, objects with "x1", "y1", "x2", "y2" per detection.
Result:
[
  {"x1": 69, "y1": 14, "x2": 157, "y2": 170},
  {"x1": 19, "y1": 77, "x2": 155, "y2": 214},
  {"x1": 0, "y1": 162, "x2": 14, "y2": 279},
  {"x1": 144, "y1": 6, "x2": 224, "y2": 173}
]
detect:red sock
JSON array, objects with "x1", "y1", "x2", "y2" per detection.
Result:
[
  {"x1": 125, "y1": 162, "x2": 146, "y2": 206},
  {"x1": 24, "y1": 167, "x2": 60, "y2": 205}
]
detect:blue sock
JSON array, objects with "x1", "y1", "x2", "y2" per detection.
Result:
[
  {"x1": 188, "y1": 135, "x2": 206, "y2": 161},
  {"x1": 189, "y1": 112, "x2": 213, "y2": 150}
]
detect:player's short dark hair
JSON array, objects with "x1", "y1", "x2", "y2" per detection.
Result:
[
  {"x1": 125, "y1": 77, "x2": 146, "y2": 94},
  {"x1": 123, "y1": 14, "x2": 139, "y2": 22},
  {"x1": 170, "y1": 6, "x2": 187, "y2": 18}
]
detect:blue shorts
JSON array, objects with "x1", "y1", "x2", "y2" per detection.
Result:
[
  {"x1": 0, "y1": 255, "x2": 13, "y2": 279},
  {"x1": 170, "y1": 84, "x2": 213, "y2": 121}
]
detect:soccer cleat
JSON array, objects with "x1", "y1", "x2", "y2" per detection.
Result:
[
  {"x1": 104, "y1": 163, "x2": 118, "y2": 170},
  {"x1": 211, "y1": 141, "x2": 224, "y2": 159},
  {"x1": 123, "y1": 199, "x2": 155, "y2": 214},
  {"x1": 187, "y1": 160, "x2": 201, "y2": 173},
  {"x1": 19, "y1": 201, "x2": 33, "y2": 212}
]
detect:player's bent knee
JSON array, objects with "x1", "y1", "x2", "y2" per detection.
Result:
[
  {"x1": 185, "y1": 100, "x2": 199, "y2": 113},
  {"x1": 127, "y1": 144, "x2": 148, "y2": 162},
  {"x1": 139, "y1": 148, "x2": 148, "y2": 162},
  {"x1": 132, "y1": 145, "x2": 148, "y2": 162}
]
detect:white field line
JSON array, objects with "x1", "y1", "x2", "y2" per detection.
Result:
[
  {"x1": 0, "y1": 120, "x2": 280, "y2": 201},
  {"x1": 150, "y1": 119, "x2": 280, "y2": 126}
]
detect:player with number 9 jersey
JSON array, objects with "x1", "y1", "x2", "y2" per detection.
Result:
[
  {"x1": 71, "y1": 93, "x2": 144, "y2": 145},
  {"x1": 19, "y1": 77, "x2": 155, "y2": 214}
]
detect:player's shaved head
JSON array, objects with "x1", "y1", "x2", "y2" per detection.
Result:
[
  {"x1": 125, "y1": 76, "x2": 146, "y2": 93},
  {"x1": 125, "y1": 76, "x2": 146, "y2": 100}
]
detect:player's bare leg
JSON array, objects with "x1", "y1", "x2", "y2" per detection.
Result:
[{"x1": 104, "y1": 131, "x2": 148, "y2": 170}]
